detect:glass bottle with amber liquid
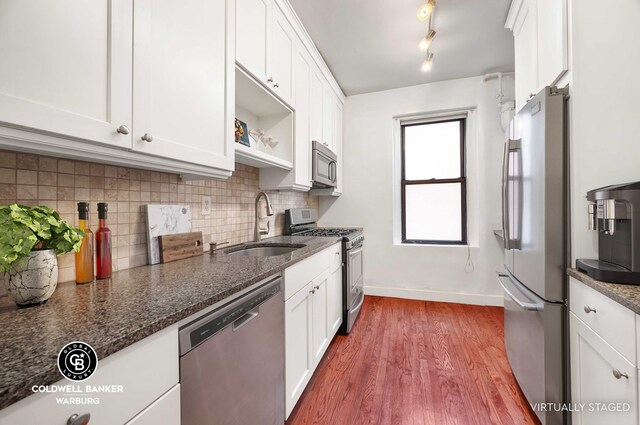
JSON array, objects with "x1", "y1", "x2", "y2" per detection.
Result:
[
  {"x1": 96, "y1": 202, "x2": 112, "y2": 279},
  {"x1": 75, "y1": 202, "x2": 94, "y2": 284}
]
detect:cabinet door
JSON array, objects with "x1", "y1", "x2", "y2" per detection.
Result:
[
  {"x1": 126, "y1": 385, "x2": 180, "y2": 425},
  {"x1": 326, "y1": 264, "x2": 343, "y2": 337},
  {"x1": 513, "y1": 0, "x2": 538, "y2": 112},
  {"x1": 570, "y1": 313, "x2": 638, "y2": 425},
  {"x1": 333, "y1": 100, "x2": 344, "y2": 194},
  {"x1": 0, "y1": 0, "x2": 132, "y2": 148},
  {"x1": 236, "y1": 0, "x2": 270, "y2": 82},
  {"x1": 268, "y1": 4, "x2": 295, "y2": 107},
  {"x1": 294, "y1": 43, "x2": 313, "y2": 188},
  {"x1": 310, "y1": 69, "x2": 324, "y2": 144},
  {"x1": 537, "y1": 0, "x2": 567, "y2": 86},
  {"x1": 132, "y1": 0, "x2": 234, "y2": 170},
  {"x1": 311, "y1": 273, "x2": 329, "y2": 366},
  {"x1": 322, "y1": 83, "x2": 334, "y2": 150},
  {"x1": 285, "y1": 282, "x2": 313, "y2": 418}
]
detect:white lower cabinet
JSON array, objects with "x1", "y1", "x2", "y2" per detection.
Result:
[
  {"x1": 284, "y1": 243, "x2": 342, "y2": 418},
  {"x1": 125, "y1": 385, "x2": 180, "y2": 425},
  {"x1": 0, "y1": 327, "x2": 179, "y2": 425},
  {"x1": 570, "y1": 310, "x2": 638, "y2": 424}
]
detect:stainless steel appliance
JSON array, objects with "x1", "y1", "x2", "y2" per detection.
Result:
[
  {"x1": 284, "y1": 208, "x2": 364, "y2": 334},
  {"x1": 312, "y1": 140, "x2": 337, "y2": 188},
  {"x1": 498, "y1": 86, "x2": 568, "y2": 425},
  {"x1": 179, "y1": 275, "x2": 284, "y2": 425},
  {"x1": 577, "y1": 182, "x2": 640, "y2": 284}
]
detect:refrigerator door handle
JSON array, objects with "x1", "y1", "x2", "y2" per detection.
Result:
[
  {"x1": 496, "y1": 272, "x2": 544, "y2": 311},
  {"x1": 501, "y1": 140, "x2": 511, "y2": 250}
]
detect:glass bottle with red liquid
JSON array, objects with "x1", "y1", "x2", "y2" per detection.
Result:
[{"x1": 96, "y1": 202, "x2": 112, "y2": 279}]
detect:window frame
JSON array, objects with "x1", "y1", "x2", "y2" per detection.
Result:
[{"x1": 400, "y1": 118, "x2": 467, "y2": 245}]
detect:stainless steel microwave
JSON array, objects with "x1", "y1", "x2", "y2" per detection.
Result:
[{"x1": 312, "y1": 140, "x2": 337, "y2": 188}]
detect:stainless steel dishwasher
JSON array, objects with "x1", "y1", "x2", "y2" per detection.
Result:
[{"x1": 179, "y1": 274, "x2": 284, "y2": 425}]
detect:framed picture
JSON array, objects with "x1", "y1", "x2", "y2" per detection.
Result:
[{"x1": 234, "y1": 118, "x2": 250, "y2": 147}]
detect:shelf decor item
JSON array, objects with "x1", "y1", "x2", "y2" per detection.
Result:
[
  {"x1": 235, "y1": 118, "x2": 251, "y2": 147},
  {"x1": 0, "y1": 204, "x2": 84, "y2": 307}
]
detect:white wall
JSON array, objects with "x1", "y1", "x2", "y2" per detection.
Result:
[
  {"x1": 318, "y1": 75, "x2": 514, "y2": 306},
  {"x1": 568, "y1": 0, "x2": 640, "y2": 263}
]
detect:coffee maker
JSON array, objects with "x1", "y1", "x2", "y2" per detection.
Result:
[{"x1": 576, "y1": 182, "x2": 640, "y2": 284}]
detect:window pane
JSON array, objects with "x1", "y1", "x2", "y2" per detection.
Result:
[
  {"x1": 405, "y1": 183, "x2": 462, "y2": 241},
  {"x1": 404, "y1": 121, "x2": 461, "y2": 180}
]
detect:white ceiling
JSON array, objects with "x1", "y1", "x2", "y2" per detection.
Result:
[{"x1": 289, "y1": 0, "x2": 515, "y2": 95}]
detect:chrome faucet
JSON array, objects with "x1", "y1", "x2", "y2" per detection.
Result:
[{"x1": 254, "y1": 191, "x2": 274, "y2": 241}]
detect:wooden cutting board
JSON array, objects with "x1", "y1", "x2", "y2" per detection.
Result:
[{"x1": 158, "y1": 231, "x2": 204, "y2": 263}]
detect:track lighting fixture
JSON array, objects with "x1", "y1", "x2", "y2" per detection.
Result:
[
  {"x1": 417, "y1": 0, "x2": 436, "y2": 21},
  {"x1": 421, "y1": 52, "x2": 434, "y2": 72},
  {"x1": 418, "y1": 29, "x2": 436, "y2": 51}
]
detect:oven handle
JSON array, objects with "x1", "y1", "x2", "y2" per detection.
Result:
[
  {"x1": 350, "y1": 290, "x2": 365, "y2": 314},
  {"x1": 348, "y1": 246, "x2": 363, "y2": 257}
]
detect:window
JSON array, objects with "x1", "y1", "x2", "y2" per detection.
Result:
[{"x1": 401, "y1": 118, "x2": 467, "y2": 244}]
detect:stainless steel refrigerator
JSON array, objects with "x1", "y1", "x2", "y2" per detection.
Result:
[{"x1": 497, "y1": 86, "x2": 568, "y2": 425}]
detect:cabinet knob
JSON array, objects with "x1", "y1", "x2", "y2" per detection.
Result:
[
  {"x1": 273, "y1": 82, "x2": 279, "y2": 88},
  {"x1": 310, "y1": 289, "x2": 316, "y2": 294},
  {"x1": 583, "y1": 305, "x2": 597, "y2": 314},
  {"x1": 267, "y1": 77, "x2": 274, "y2": 83},
  {"x1": 314, "y1": 285, "x2": 320, "y2": 290},
  {"x1": 67, "y1": 413, "x2": 91, "y2": 425},
  {"x1": 116, "y1": 125, "x2": 130, "y2": 135},
  {"x1": 613, "y1": 369, "x2": 629, "y2": 380},
  {"x1": 141, "y1": 133, "x2": 154, "y2": 143}
]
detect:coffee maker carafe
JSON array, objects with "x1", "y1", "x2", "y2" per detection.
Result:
[{"x1": 577, "y1": 182, "x2": 640, "y2": 284}]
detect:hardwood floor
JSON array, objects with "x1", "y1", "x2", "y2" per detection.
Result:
[{"x1": 286, "y1": 296, "x2": 540, "y2": 425}]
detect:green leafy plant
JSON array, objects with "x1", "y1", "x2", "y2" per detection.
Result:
[{"x1": 0, "y1": 204, "x2": 85, "y2": 273}]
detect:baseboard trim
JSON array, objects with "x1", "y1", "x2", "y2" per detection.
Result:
[{"x1": 363, "y1": 286, "x2": 504, "y2": 307}]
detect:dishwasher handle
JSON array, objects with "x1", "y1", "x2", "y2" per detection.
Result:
[{"x1": 233, "y1": 310, "x2": 259, "y2": 332}]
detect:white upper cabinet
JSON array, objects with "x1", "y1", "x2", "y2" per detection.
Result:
[
  {"x1": 132, "y1": 0, "x2": 234, "y2": 171},
  {"x1": 268, "y1": 4, "x2": 296, "y2": 107},
  {"x1": 322, "y1": 81, "x2": 335, "y2": 150},
  {"x1": 309, "y1": 69, "x2": 324, "y2": 144},
  {"x1": 536, "y1": 0, "x2": 568, "y2": 86},
  {"x1": 0, "y1": 0, "x2": 132, "y2": 149},
  {"x1": 236, "y1": 0, "x2": 270, "y2": 82},
  {"x1": 506, "y1": 0, "x2": 568, "y2": 112}
]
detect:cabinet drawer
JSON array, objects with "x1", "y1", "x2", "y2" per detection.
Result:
[
  {"x1": 0, "y1": 327, "x2": 179, "y2": 425},
  {"x1": 284, "y1": 246, "x2": 331, "y2": 300},
  {"x1": 570, "y1": 277, "x2": 636, "y2": 363},
  {"x1": 126, "y1": 385, "x2": 180, "y2": 425}
]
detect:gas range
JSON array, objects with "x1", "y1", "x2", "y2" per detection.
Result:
[{"x1": 295, "y1": 227, "x2": 364, "y2": 249}]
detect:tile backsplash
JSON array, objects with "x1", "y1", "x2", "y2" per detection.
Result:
[{"x1": 0, "y1": 150, "x2": 317, "y2": 287}]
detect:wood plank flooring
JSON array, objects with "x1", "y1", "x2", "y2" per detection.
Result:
[{"x1": 286, "y1": 296, "x2": 540, "y2": 425}]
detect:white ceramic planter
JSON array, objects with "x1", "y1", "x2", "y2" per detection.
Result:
[{"x1": 4, "y1": 249, "x2": 58, "y2": 307}]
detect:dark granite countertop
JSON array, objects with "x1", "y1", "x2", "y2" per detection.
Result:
[
  {"x1": 0, "y1": 235, "x2": 341, "y2": 410},
  {"x1": 568, "y1": 268, "x2": 640, "y2": 314}
]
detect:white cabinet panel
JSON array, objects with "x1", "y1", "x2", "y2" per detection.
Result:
[
  {"x1": 327, "y1": 264, "x2": 343, "y2": 337},
  {"x1": 510, "y1": 0, "x2": 538, "y2": 112},
  {"x1": 322, "y1": 82, "x2": 334, "y2": 150},
  {"x1": 293, "y1": 43, "x2": 312, "y2": 188},
  {"x1": 0, "y1": 0, "x2": 132, "y2": 148},
  {"x1": 570, "y1": 313, "x2": 638, "y2": 425},
  {"x1": 126, "y1": 385, "x2": 180, "y2": 425},
  {"x1": 236, "y1": 0, "x2": 270, "y2": 82},
  {"x1": 310, "y1": 69, "x2": 324, "y2": 144},
  {"x1": 311, "y1": 273, "x2": 329, "y2": 365},
  {"x1": 269, "y1": 4, "x2": 296, "y2": 106},
  {"x1": 285, "y1": 281, "x2": 313, "y2": 418},
  {"x1": 132, "y1": 0, "x2": 234, "y2": 170},
  {"x1": 536, "y1": 0, "x2": 567, "y2": 86}
]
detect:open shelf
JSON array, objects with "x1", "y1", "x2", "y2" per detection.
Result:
[
  {"x1": 235, "y1": 143, "x2": 293, "y2": 170},
  {"x1": 234, "y1": 66, "x2": 294, "y2": 169}
]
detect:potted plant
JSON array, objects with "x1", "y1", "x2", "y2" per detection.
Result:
[{"x1": 0, "y1": 204, "x2": 84, "y2": 307}]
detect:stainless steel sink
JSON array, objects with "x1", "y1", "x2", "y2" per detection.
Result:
[{"x1": 225, "y1": 244, "x2": 305, "y2": 257}]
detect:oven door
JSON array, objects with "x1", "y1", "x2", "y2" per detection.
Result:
[
  {"x1": 312, "y1": 142, "x2": 337, "y2": 188},
  {"x1": 345, "y1": 244, "x2": 364, "y2": 332}
]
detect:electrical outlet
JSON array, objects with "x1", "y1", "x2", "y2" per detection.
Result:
[{"x1": 201, "y1": 196, "x2": 212, "y2": 216}]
